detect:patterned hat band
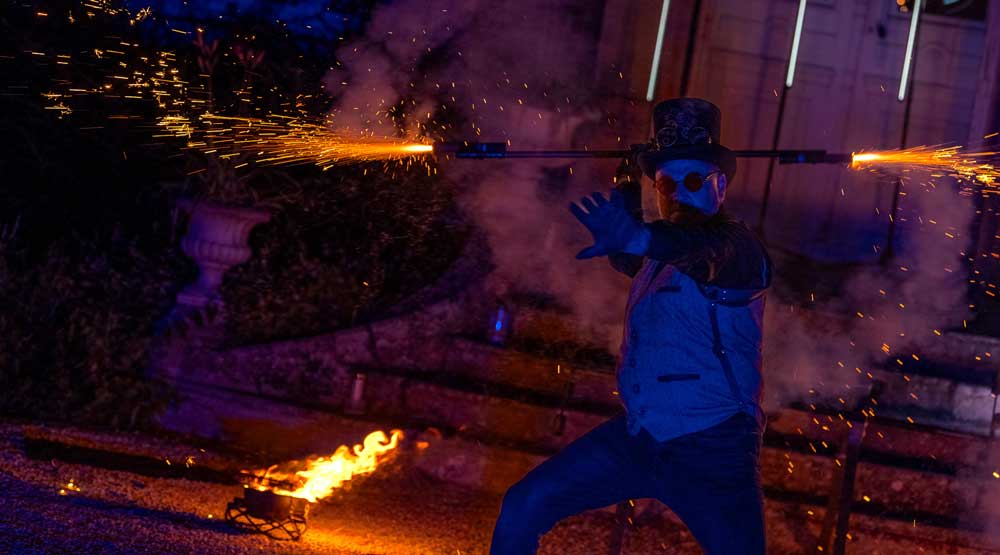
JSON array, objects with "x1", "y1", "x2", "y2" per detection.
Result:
[{"x1": 656, "y1": 124, "x2": 712, "y2": 148}]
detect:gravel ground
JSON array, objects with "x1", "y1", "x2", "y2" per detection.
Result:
[
  {"x1": 9, "y1": 420, "x2": 995, "y2": 554},
  {"x1": 0, "y1": 422, "x2": 703, "y2": 555}
]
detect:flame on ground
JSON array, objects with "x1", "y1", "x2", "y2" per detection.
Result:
[{"x1": 250, "y1": 429, "x2": 404, "y2": 503}]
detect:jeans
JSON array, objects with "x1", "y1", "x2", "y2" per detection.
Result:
[{"x1": 490, "y1": 412, "x2": 765, "y2": 554}]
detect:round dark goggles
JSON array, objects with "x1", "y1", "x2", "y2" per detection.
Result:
[{"x1": 654, "y1": 171, "x2": 720, "y2": 196}]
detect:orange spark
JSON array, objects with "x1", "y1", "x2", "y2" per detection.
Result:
[
  {"x1": 850, "y1": 145, "x2": 1000, "y2": 187},
  {"x1": 160, "y1": 113, "x2": 434, "y2": 169}
]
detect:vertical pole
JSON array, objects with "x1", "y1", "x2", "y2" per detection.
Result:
[
  {"x1": 785, "y1": 0, "x2": 810, "y2": 89},
  {"x1": 897, "y1": 0, "x2": 923, "y2": 102},
  {"x1": 883, "y1": 0, "x2": 922, "y2": 263},
  {"x1": 679, "y1": 0, "x2": 703, "y2": 97},
  {"x1": 757, "y1": 87, "x2": 789, "y2": 234},
  {"x1": 816, "y1": 383, "x2": 882, "y2": 553},
  {"x1": 815, "y1": 419, "x2": 868, "y2": 554},
  {"x1": 883, "y1": 177, "x2": 905, "y2": 262},
  {"x1": 832, "y1": 421, "x2": 868, "y2": 555},
  {"x1": 991, "y1": 369, "x2": 999, "y2": 438},
  {"x1": 646, "y1": 0, "x2": 673, "y2": 102},
  {"x1": 816, "y1": 438, "x2": 844, "y2": 552},
  {"x1": 756, "y1": 0, "x2": 808, "y2": 235}
]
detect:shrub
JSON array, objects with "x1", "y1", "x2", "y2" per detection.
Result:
[
  {"x1": 0, "y1": 227, "x2": 188, "y2": 428},
  {"x1": 222, "y1": 162, "x2": 467, "y2": 344}
]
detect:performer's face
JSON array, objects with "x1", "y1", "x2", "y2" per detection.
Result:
[{"x1": 654, "y1": 159, "x2": 727, "y2": 220}]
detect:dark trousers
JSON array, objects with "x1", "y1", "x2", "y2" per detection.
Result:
[{"x1": 490, "y1": 412, "x2": 766, "y2": 554}]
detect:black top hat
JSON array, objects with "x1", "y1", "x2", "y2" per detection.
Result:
[{"x1": 637, "y1": 98, "x2": 737, "y2": 182}]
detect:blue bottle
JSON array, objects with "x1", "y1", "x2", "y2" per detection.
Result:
[{"x1": 488, "y1": 303, "x2": 512, "y2": 346}]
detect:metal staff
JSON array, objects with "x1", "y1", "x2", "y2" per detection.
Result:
[{"x1": 432, "y1": 142, "x2": 852, "y2": 165}]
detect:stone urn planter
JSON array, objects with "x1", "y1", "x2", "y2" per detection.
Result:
[
  {"x1": 175, "y1": 198, "x2": 271, "y2": 311},
  {"x1": 152, "y1": 198, "x2": 269, "y2": 422}
]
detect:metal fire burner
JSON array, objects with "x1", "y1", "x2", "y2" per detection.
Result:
[{"x1": 225, "y1": 488, "x2": 311, "y2": 541}]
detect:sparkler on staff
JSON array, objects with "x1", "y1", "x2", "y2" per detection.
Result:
[
  {"x1": 157, "y1": 114, "x2": 434, "y2": 171},
  {"x1": 850, "y1": 145, "x2": 1000, "y2": 187},
  {"x1": 160, "y1": 115, "x2": 1000, "y2": 193}
]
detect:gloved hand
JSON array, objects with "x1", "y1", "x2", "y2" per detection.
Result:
[{"x1": 569, "y1": 189, "x2": 649, "y2": 259}]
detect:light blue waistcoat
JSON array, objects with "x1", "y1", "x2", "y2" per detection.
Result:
[{"x1": 617, "y1": 258, "x2": 767, "y2": 442}]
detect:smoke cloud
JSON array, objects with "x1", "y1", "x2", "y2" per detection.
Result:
[
  {"x1": 326, "y1": 1, "x2": 978, "y2": 415},
  {"x1": 761, "y1": 171, "x2": 975, "y2": 412},
  {"x1": 324, "y1": 0, "x2": 632, "y2": 349}
]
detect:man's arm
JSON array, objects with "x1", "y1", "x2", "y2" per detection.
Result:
[
  {"x1": 570, "y1": 191, "x2": 769, "y2": 289},
  {"x1": 632, "y1": 216, "x2": 770, "y2": 289},
  {"x1": 609, "y1": 251, "x2": 643, "y2": 278}
]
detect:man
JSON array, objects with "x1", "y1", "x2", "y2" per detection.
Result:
[{"x1": 490, "y1": 98, "x2": 771, "y2": 554}]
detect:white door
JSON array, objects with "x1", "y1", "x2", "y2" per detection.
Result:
[{"x1": 682, "y1": 0, "x2": 985, "y2": 262}]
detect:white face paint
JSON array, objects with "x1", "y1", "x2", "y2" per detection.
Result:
[{"x1": 654, "y1": 159, "x2": 727, "y2": 219}]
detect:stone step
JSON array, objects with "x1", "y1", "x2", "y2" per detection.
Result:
[
  {"x1": 767, "y1": 408, "x2": 982, "y2": 473},
  {"x1": 761, "y1": 409, "x2": 1000, "y2": 529},
  {"x1": 865, "y1": 361, "x2": 997, "y2": 436},
  {"x1": 442, "y1": 332, "x2": 993, "y2": 446},
  {"x1": 441, "y1": 336, "x2": 618, "y2": 405},
  {"x1": 346, "y1": 365, "x2": 1000, "y2": 527},
  {"x1": 356, "y1": 365, "x2": 614, "y2": 453},
  {"x1": 431, "y1": 336, "x2": 1000, "y2": 479},
  {"x1": 501, "y1": 301, "x2": 620, "y2": 356},
  {"x1": 499, "y1": 299, "x2": 1000, "y2": 436}
]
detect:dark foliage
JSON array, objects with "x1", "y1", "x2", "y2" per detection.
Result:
[
  {"x1": 222, "y1": 162, "x2": 467, "y2": 345},
  {"x1": 0, "y1": 96, "x2": 191, "y2": 428},
  {"x1": 0, "y1": 1, "x2": 468, "y2": 423},
  {"x1": 0, "y1": 4, "x2": 196, "y2": 427},
  {"x1": 0, "y1": 232, "x2": 185, "y2": 428}
]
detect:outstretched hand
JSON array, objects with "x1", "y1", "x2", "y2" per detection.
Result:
[{"x1": 569, "y1": 189, "x2": 646, "y2": 259}]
